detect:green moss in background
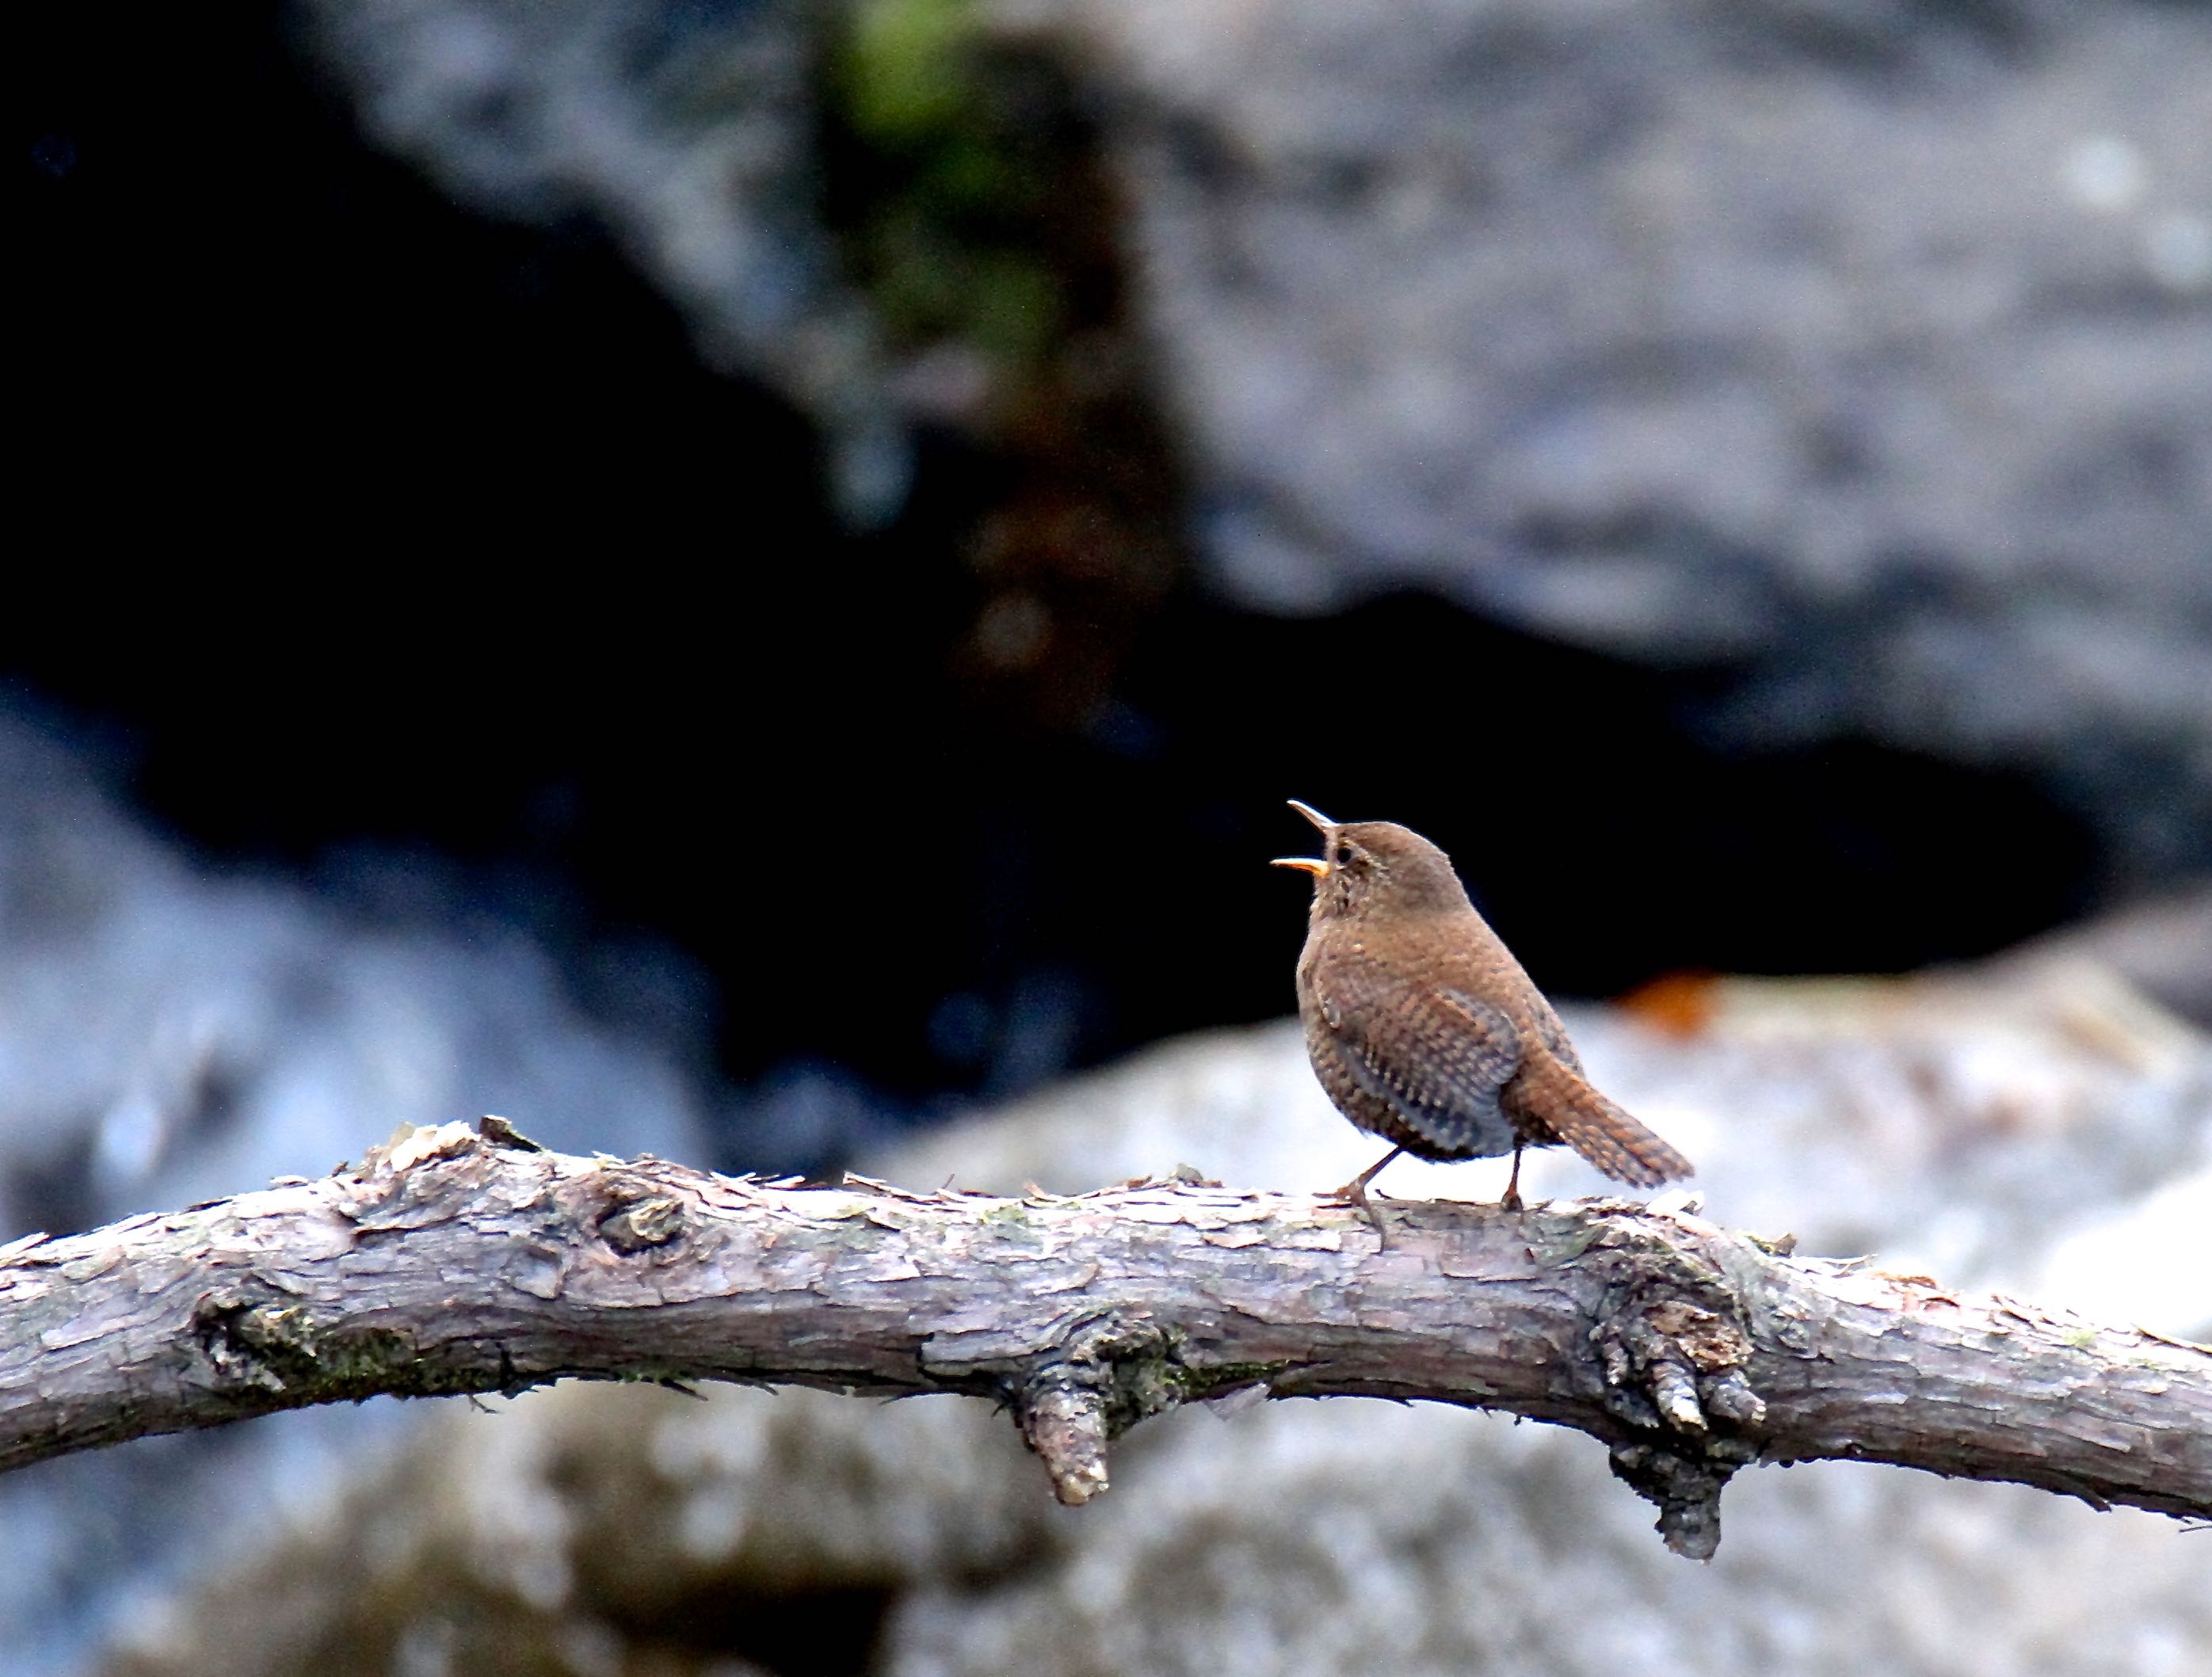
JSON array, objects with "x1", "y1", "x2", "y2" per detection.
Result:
[{"x1": 830, "y1": 0, "x2": 1070, "y2": 371}]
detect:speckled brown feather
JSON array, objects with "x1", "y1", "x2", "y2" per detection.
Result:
[{"x1": 1282, "y1": 812, "x2": 1692, "y2": 1193}]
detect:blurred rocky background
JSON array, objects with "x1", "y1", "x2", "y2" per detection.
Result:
[{"x1": 9, "y1": 0, "x2": 2211, "y2": 1670}]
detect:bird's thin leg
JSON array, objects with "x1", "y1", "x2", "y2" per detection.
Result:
[
  {"x1": 1326, "y1": 1145, "x2": 1403, "y2": 1242},
  {"x1": 1500, "y1": 1141, "x2": 1526, "y2": 1213}
]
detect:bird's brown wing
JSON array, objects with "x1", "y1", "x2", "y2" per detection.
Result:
[
  {"x1": 1322, "y1": 962, "x2": 1524, "y2": 1157},
  {"x1": 1527, "y1": 1000, "x2": 1585, "y2": 1076}
]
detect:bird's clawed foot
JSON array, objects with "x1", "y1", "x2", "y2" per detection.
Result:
[
  {"x1": 1325, "y1": 1176, "x2": 1392, "y2": 1244},
  {"x1": 1325, "y1": 1145, "x2": 1405, "y2": 1247}
]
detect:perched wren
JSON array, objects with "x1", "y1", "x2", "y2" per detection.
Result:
[{"x1": 1274, "y1": 801, "x2": 1692, "y2": 1222}]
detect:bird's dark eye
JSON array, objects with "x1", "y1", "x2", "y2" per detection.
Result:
[{"x1": 1333, "y1": 843, "x2": 1355, "y2": 867}]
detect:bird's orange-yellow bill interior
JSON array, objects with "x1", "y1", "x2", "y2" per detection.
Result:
[{"x1": 1277, "y1": 799, "x2": 1336, "y2": 873}]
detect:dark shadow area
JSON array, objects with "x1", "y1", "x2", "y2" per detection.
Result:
[
  {"x1": 601, "y1": 1584, "x2": 892, "y2": 1677},
  {"x1": 2, "y1": 582, "x2": 2103, "y2": 1145},
  {"x1": 10, "y1": 0, "x2": 2104, "y2": 1171}
]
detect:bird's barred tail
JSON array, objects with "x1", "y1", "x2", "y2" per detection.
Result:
[{"x1": 1517, "y1": 1052, "x2": 1693, "y2": 1187}]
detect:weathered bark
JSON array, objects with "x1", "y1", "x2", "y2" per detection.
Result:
[{"x1": 3, "y1": 1118, "x2": 2206, "y2": 1557}]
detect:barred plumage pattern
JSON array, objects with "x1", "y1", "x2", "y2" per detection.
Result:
[{"x1": 1284, "y1": 813, "x2": 1693, "y2": 1195}]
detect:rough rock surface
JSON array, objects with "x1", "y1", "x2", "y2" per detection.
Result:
[
  {"x1": 93, "y1": 961, "x2": 2212, "y2": 1677},
  {"x1": 0, "y1": 715, "x2": 710, "y2": 1237},
  {"x1": 300, "y1": 0, "x2": 2212, "y2": 876},
  {"x1": 2020, "y1": 881, "x2": 2212, "y2": 1028},
  {"x1": 298, "y1": 0, "x2": 905, "y2": 519},
  {"x1": 0, "y1": 712, "x2": 712, "y2": 1677},
  {"x1": 999, "y1": 0, "x2": 2212, "y2": 878}
]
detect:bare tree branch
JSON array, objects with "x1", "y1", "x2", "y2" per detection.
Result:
[{"x1": 3, "y1": 1118, "x2": 2207, "y2": 1556}]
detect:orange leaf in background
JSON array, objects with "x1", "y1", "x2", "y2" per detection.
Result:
[{"x1": 1617, "y1": 970, "x2": 1722, "y2": 1038}]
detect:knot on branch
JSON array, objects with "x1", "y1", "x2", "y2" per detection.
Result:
[
  {"x1": 1608, "y1": 1440, "x2": 1743, "y2": 1561},
  {"x1": 596, "y1": 1194, "x2": 688, "y2": 1255},
  {"x1": 1587, "y1": 1235, "x2": 1769, "y2": 1557},
  {"x1": 1593, "y1": 1295, "x2": 1767, "y2": 1436},
  {"x1": 1015, "y1": 1315, "x2": 1183, "y2": 1506}
]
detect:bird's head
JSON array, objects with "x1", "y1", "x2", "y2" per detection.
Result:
[{"x1": 1272, "y1": 801, "x2": 1473, "y2": 920}]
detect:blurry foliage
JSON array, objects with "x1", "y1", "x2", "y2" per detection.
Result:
[
  {"x1": 832, "y1": 0, "x2": 1065, "y2": 371},
  {"x1": 823, "y1": 0, "x2": 1185, "y2": 735}
]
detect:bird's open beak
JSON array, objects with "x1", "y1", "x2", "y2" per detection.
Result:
[{"x1": 1273, "y1": 799, "x2": 1336, "y2": 874}]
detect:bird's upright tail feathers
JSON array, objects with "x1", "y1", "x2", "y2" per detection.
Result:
[{"x1": 1515, "y1": 1052, "x2": 1693, "y2": 1187}]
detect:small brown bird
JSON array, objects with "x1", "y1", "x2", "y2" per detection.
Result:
[{"x1": 1274, "y1": 801, "x2": 1692, "y2": 1223}]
